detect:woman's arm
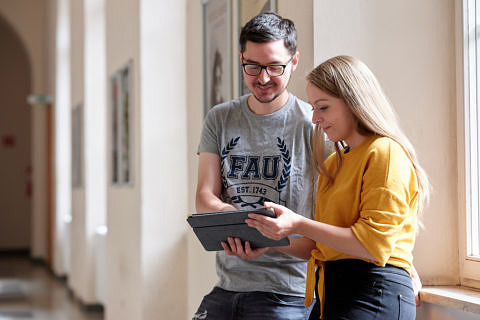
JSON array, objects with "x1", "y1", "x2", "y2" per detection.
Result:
[
  {"x1": 246, "y1": 202, "x2": 377, "y2": 262},
  {"x1": 295, "y1": 216, "x2": 376, "y2": 261},
  {"x1": 274, "y1": 237, "x2": 317, "y2": 260}
]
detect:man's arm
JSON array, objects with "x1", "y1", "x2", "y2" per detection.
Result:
[
  {"x1": 196, "y1": 152, "x2": 236, "y2": 213},
  {"x1": 197, "y1": 152, "x2": 269, "y2": 258}
]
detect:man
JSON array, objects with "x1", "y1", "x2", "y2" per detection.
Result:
[{"x1": 194, "y1": 13, "x2": 316, "y2": 320}]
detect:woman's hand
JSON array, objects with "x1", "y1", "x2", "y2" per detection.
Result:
[
  {"x1": 221, "y1": 237, "x2": 269, "y2": 260},
  {"x1": 245, "y1": 202, "x2": 301, "y2": 240},
  {"x1": 411, "y1": 264, "x2": 422, "y2": 306}
]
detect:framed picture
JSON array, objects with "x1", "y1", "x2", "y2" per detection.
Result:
[
  {"x1": 110, "y1": 61, "x2": 133, "y2": 186},
  {"x1": 238, "y1": 0, "x2": 277, "y2": 96},
  {"x1": 71, "y1": 103, "x2": 83, "y2": 188},
  {"x1": 203, "y1": 0, "x2": 232, "y2": 116}
]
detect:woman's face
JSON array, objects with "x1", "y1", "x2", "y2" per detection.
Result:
[{"x1": 306, "y1": 81, "x2": 359, "y2": 145}]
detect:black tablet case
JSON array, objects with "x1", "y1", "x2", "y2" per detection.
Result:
[{"x1": 187, "y1": 208, "x2": 290, "y2": 251}]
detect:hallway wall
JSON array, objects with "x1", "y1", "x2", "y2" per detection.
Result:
[
  {"x1": 0, "y1": 16, "x2": 31, "y2": 250},
  {"x1": 105, "y1": 0, "x2": 189, "y2": 319},
  {"x1": 69, "y1": 0, "x2": 109, "y2": 306},
  {"x1": 69, "y1": 0, "x2": 90, "y2": 304},
  {"x1": 139, "y1": 1, "x2": 188, "y2": 318},
  {"x1": 42, "y1": 0, "x2": 189, "y2": 318},
  {"x1": 186, "y1": 1, "x2": 209, "y2": 317},
  {"x1": 104, "y1": 0, "x2": 142, "y2": 318},
  {"x1": 0, "y1": 0, "x2": 49, "y2": 260}
]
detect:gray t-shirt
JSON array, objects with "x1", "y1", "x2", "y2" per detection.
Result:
[{"x1": 198, "y1": 93, "x2": 316, "y2": 296}]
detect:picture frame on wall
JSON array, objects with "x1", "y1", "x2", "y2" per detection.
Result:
[
  {"x1": 71, "y1": 103, "x2": 83, "y2": 188},
  {"x1": 110, "y1": 61, "x2": 133, "y2": 186},
  {"x1": 238, "y1": 0, "x2": 277, "y2": 96},
  {"x1": 203, "y1": 0, "x2": 232, "y2": 116}
]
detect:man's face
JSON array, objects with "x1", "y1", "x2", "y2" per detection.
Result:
[{"x1": 240, "y1": 40, "x2": 298, "y2": 104}]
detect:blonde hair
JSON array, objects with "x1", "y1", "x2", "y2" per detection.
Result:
[{"x1": 307, "y1": 55, "x2": 431, "y2": 218}]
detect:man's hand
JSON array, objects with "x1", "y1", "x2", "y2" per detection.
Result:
[{"x1": 221, "y1": 237, "x2": 269, "y2": 260}]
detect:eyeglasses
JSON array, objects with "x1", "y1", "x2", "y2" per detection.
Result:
[{"x1": 241, "y1": 54, "x2": 294, "y2": 77}]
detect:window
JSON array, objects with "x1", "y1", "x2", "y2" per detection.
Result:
[{"x1": 461, "y1": 0, "x2": 480, "y2": 285}]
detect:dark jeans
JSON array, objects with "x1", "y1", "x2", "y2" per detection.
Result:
[
  {"x1": 309, "y1": 259, "x2": 415, "y2": 320},
  {"x1": 193, "y1": 286, "x2": 314, "y2": 320}
]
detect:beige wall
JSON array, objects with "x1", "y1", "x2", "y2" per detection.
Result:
[
  {"x1": 186, "y1": 1, "x2": 214, "y2": 318},
  {"x1": 69, "y1": 0, "x2": 88, "y2": 302},
  {"x1": 0, "y1": 0, "x2": 47, "y2": 94},
  {"x1": 0, "y1": 0, "x2": 48, "y2": 259},
  {"x1": 0, "y1": 14, "x2": 31, "y2": 249},
  {"x1": 278, "y1": 0, "x2": 314, "y2": 101},
  {"x1": 105, "y1": 0, "x2": 142, "y2": 317},
  {"x1": 106, "y1": 0, "x2": 189, "y2": 318},
  {"x1": 139, "y1": 1, "x2": 188, "y2": 318},
  {"x1": 69, "y1": 0, "x2": 109, "y2": 305}
]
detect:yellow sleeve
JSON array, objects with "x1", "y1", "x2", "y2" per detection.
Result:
[{"x1": 351, "y1": 140, "x2": 418, "y2": 266}]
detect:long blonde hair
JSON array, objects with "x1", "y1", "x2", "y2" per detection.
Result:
[{"x1": 307, "y1": 55, "x2": 431, "y2": 217}]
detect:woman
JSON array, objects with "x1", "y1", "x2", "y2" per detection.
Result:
[{"x1": 224, "y1": 56, "x2": 429, "y2": 319}]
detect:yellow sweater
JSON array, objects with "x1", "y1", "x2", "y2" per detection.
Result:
[{"x1": 305, "y1": 135, "x2": 419, "y2": 315}]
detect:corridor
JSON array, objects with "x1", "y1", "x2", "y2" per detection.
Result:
[{"x1": 0, "y1": 253, "x2": 103, "y2": 320}]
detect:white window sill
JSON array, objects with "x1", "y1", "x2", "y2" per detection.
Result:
[{"x1": 420, "y1": 286, "x2": 480, "y2": 315}]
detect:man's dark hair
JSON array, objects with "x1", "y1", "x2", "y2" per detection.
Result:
[{"x1": 239, "y1": 13, "x2": 297, "y2": 55}]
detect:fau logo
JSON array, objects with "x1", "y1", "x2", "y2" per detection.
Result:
[
  {"x1": 220, "y1": 136, "x2": 291, "y2": 208},
  {"x1": 226, "y1": 155, "x2": 280, "y2": 180}
]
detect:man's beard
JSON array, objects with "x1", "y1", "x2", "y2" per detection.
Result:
[
  {"x1": 251, "y1": 79, "x2": 289, "y2": 104},
  {"x1": 252, "y1": 91, "x2": 283, "y2": 103}
]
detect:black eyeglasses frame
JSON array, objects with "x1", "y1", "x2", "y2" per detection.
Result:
[{"x1": 241, "y1": 54, "x2": 295, "y2": 77}]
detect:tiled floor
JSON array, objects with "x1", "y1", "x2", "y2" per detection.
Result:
[{"x1": 0, "y1": 253, "x2": 103, "y2": 320}]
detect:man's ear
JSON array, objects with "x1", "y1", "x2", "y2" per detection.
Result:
[{"x1": 291, "y1": 51, "x2": 300, "y2": 72}]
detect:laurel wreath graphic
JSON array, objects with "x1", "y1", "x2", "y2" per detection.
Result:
[
  {"x1": 220, "y1": 136, "x2": 240, "y2": 188},
  {"x1": 276, "y1": 137, "x2": 291, "y2": 191},
  {"x1": 231, "y1": 195, "x2": 268, "y2": 208}
]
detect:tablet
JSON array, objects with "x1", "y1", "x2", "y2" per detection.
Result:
[{"x1": 187, "y1": 207, "x2": 290, "y2": 251}]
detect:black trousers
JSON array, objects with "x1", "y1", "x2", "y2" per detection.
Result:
[{"x1": 308, "y1": 259, "x2": 415, "y2": 320}]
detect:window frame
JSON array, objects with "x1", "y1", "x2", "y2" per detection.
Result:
[{"x1": 459, "y1": 0, "x2": 480, "y2": 286}]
